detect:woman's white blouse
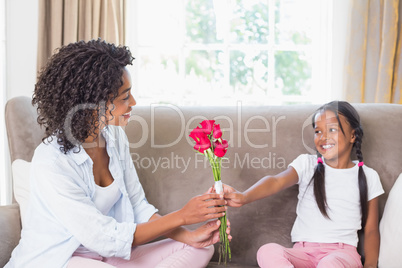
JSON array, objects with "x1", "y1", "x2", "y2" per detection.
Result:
[{"x1": 6, "y1": 126, "x2": 158, "y2": 268}]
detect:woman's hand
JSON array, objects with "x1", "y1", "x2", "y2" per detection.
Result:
[
  {"x1": 222, "y1": 184, "x2": 246, "y2": 207},
  {"x1": 186, "y1": 219, "x2": 232, "y2": 248},
  {"x1": 134, "y1": 188, "x2": 228, "y2": 246},
  {"x1": 178, "y1": 187, "x2": 227, "y2": 225}
]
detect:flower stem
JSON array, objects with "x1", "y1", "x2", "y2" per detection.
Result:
[
  {"x1": 205, "y1": 151, "x2": 231, "y2": 264},
  {"x1": 218, "y1": 213, "x2": 231, "y2": 265}
]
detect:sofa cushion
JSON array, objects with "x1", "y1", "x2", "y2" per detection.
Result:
[
  {"x1": 378, "y1": 173, "x2": 402, "y2": 268},
  {"x1": 11, "y1": 159, "x2": 31, "y2": 227},
  {"x1": 0, "y1": 204, "x2": 21, "y2": 267}
]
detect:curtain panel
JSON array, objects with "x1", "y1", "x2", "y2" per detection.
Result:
[
  {"x1": 345, "y1": 0, "x2": 402, "y2": 103},
  {"x1": 37, "y1": 0, "x2": 126, "y2": 73}
]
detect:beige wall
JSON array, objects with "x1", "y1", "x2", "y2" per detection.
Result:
[
  {"x1": 6, "y1": 0, "x2": 38, "y2": 100},
  {"x1": 1, "y1": 0, "x2": 7, "y2": 205},
  {"x1": 1, "y1": 0, "x2": 38, "y2": 205}
]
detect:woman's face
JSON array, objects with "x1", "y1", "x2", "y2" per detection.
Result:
[
  {"x1": 106, "y1": 68, "x2": 136, "y2": 126},
  {"x1": 313, "y1": 110, "x2": 355, "y2": 166}
]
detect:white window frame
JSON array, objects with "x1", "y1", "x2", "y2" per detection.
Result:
[{"x1": 126, "y1": 0, "x2": 333, "y2": 106}]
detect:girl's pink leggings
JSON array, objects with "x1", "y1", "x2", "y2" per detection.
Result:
[
  {"x1": 257, "y1": 242, "x2": 363, "y2": 268},
  {"x1": 67, "y1": 239, "x2": 214, "y2": 268}
]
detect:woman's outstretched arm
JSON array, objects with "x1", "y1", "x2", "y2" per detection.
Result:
[
  {"x1": 132, "y1": 190, "x2": 226, "y2": 246},
  {"x1": 144, "y1": 187, "x2": 231, "y2": 248}
]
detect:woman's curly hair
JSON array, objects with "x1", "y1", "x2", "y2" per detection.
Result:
[{"x1": 33, "y1": 39, "x2": 134, "y2": 154}]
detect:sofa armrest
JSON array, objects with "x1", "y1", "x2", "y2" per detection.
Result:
[{"x1": 0, "y1": 203, "x2": 21, "y2": 267}]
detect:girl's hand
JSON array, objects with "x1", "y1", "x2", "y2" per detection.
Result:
[
  {"x1": 186, "y1": 219, "x2": 232, "y2": 248},
  {"x1": 222, "y1": 184, "x2": 246, "y2": 207},
  {"x1": 178, "y1": 187, "x2": 227, "y2": 225},
  {"x1": 222, "y1": 183, "x2": 237, "y2": 194}
]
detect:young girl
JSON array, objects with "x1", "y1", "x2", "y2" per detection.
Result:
[
  {"x1": 224, "y1": 101, "x2": 384, "y2": 268},
  {"x1": 6, "y1": 40, "x2": 229, "y2": 268}
]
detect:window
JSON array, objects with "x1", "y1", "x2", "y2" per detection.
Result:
[{"x1": 126, "y1": 0, "x2": 332, "y2": 106}]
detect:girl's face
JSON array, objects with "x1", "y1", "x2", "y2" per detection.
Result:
[
  {"x1": 106, "y1": 68, "x2": 136, "y2": 126},
  {"x1": 313, "y1": 110, "x2": 356, "y2": 167}
]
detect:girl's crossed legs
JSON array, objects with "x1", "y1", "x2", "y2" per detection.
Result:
[
  {"x1": 257, "y1": 242, "x2": 363, "y2": 268},
  {"x1": 67, "y1": 239, "x2": 214, "y2": 268}
]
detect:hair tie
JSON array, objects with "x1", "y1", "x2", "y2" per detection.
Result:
[
  {"x1": 358, "y1": 162, "x2": 364, "y2": 167},
  {"x1": 317, "y1": 157, "x2": 323, "y2": 164}
]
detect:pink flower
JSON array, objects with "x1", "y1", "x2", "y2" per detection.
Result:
[
  {"x1": 214, "y1": 139, "x2": 228, "y2": 157},
  {"x1": 189, "y1": 127, "x2": 204, "y2": 142},
  {"x1": 212, "y1": 124, "x2": 222, "y2": 139},
  {"x1": 189, "y1": 127, "x2": 211, "y2": 153},
  {"x1": 194, "y1": 135, "x2": 211, "y2": 153},
  {"x1": 200, "y1": 120, "x2": 215, "y2": 134},
  {"x1": 188, "y1": 119, "x2": 231, "y2": 263}
]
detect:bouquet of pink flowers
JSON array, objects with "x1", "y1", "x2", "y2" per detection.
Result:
[{"x1": 189, "y1": 120, "x2": 231, "y2": 264}]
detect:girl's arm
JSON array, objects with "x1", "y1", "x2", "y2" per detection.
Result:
[
  {"x1": 363, "y1": 197, "x2": 380, "y2": 268},
  {"x1": 132, "y1": 191, "x2": 226, "y2": 246},
  {"x1": 224, "y1": 166, "x2": 299, "y2": 207}
]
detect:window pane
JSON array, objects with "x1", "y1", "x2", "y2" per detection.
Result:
[
  {"x1": 185, "y1": 50, "x2": 227, "y2": 103},
  {"x1": 137, "y1": 49, "x2": 180, "y2": 102},
  {"x1": 128, "y1": 0, "x2": 330, "y2": 105},
  {"x1": 230, "y1": 50, "x2": 268, "y2": 95},
  {"x1": 137, "y1": 0, "x2": 181, "y2": 46},
  {"x1": 275, "y1": 51, "x2": 312, "y2": 95},
  {"x1": 186, "y1": 0, "x2": 222, "y2": 44},
  {"x1": 230, "y1": 0, "x2": 269, "y2": 44},
  {"x1": 275, "y1": 0, "x2": 314, "y2": 46}
]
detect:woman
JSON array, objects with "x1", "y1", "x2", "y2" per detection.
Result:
[{"x1": 6, "y1": 39, "x2": 229, "y2": 268}]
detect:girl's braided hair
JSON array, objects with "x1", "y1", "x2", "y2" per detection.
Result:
[{"x1": 310, "y1": 101, "x2": 368, "y2": 227}]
